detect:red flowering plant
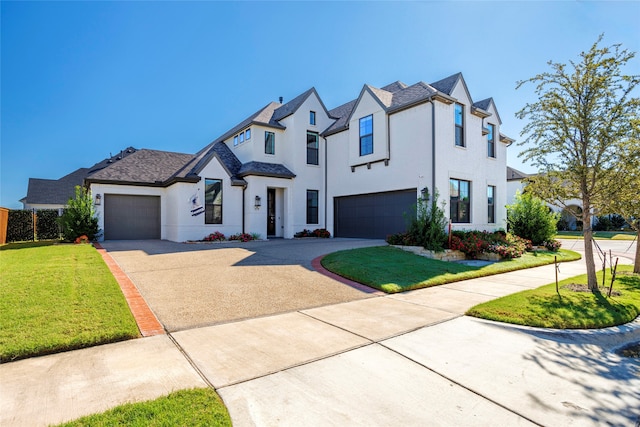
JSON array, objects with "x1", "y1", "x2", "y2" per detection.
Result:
[
  {"x1": 312, "y1": 228, "x2": 331, "y2": 238},
  {"x1": 203, "y1": 231, "x2": 226, "y2": 242},
  {"x1": 228, "y1": 233, "x2": 254, "y2": 242},
  {"x1": 74, "y1": 235, "x2": 90, "y2": 244},
  {"x1": 449, "y1": 231, "x2": 491, "y2": 259}
]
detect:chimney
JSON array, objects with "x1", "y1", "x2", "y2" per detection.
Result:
[{"x1": 279, "y1": 96, "x2": 283, "y2": 104}]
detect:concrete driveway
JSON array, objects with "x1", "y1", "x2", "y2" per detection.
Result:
[{"x1": 100, "y1": 238, "x2": 385, "y2": 331}]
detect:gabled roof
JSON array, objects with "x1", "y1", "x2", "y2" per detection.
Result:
[
  {"x1": 87, "y1": 149, "x2": 196, "y2": 186},
  {"x1": 237, "y1": 161, "x2": 296, "y2": 179},
  {"x1": 430, "y1": 72, "x2": 463, "y2": 95},
  {"x1": 322, "y1": 77, "x2": 456, "y2": 137},
  {"x1": 474, "y1": 98, "x2": 502, "y2": 124},
  {"x1": 186, "y1": 141, "x2": 246, "y2": 186},
  {"x1": 507, "y1": 166, "x2": 529, "y2": 181}
]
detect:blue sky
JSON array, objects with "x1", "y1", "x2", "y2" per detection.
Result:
[{"x1": 1, "y1": 1, "x2": 639, "y2": 208}]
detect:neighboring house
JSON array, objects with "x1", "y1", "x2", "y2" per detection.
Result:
[
  {"x1": 506, "y1": 166, "x2": 588, "y2": 231},
  {"x1": 21, "y1": 148, "x2": 138, "y2": 211},
  {"x1": 86, "y1": 73, "x2": 515, "y2": 241}
]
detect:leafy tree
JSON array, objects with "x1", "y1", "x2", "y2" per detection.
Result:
[
  {"x1": 58, "y1": 186, "x2": 100, "y2": 241},
  {"x1": 507, "y1": 191, "x2": 559, "y2": 245},
  {"x1": 516, "y1": 35, "x2": 640, "y2": 291}
]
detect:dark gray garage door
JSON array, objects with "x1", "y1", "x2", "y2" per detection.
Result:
[
  {"x1": 334, "y1": 189, "x2": 417, "y2": 238},
  {"x1": 104, "y1": 194, "x2": 160, "y2": 240}
]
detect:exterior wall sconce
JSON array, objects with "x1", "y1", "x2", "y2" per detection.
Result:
[
  {"x1": 95, "y1": 194, "x2": 102, "y2": 206},
  {"x1": 420, "y1": 187, "x2": 429, "y2": 201},
  {"x1": 254, "y1": 195, "x2": 261, "y2": 209}
]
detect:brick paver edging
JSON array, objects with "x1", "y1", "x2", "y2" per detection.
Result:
[
  {"x1": 311, "y1": 255, "x2": 385, "y2": 295},
  {"x1": 93, "y1": 243, "x2": 165, "y2": 337}
]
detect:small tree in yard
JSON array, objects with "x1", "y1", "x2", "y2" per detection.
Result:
[
  {"x1": 516, "y1": 35, "x2": 640, "y2": 291},
  {"x1": 406, "y1": 189, "x2": 448, "y2": 251},
  {"x1": 507, "y1": 191, "x2": 559, "y2": 245},
  {"x1": 59, "y1": 186, "x2": 100, "y2": 241}
]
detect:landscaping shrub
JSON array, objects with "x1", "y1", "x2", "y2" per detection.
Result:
[
  {"x1": 388, "y1": 189, "x2": 447, "y2": 251},
  {"x1": 449, "y1": 230, "x2": 531, "y2": 259},
  {"x1": 507, "y1": 191, "x2": 559, "y2": 245},
  {"x1": 295, "y1": 228, "x2": 331, "y2": 238},
  {"x1": 228, "y1": 233, "x2": 255, "y2": 242},
  {"x1": 36, "y1": 209, "x2": 61, "y2": 240},
  {"x1": 543, "y1": 239, "x2": 562, "y2": 251},
  {"x1": 6, "y1": 210, "x2": 34, "y2": 242},
  {"x1": 58, "y1": 186, "x2": 100, "y2": 241},
  {"x1": 593, "y1": 214, "x2": 627, "y2": 231},
  {"x1": 203, "y1": 231, "x2": 226, "y2": 241}
]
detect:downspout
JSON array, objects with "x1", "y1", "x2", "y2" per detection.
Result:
[
  {"x1": 386, "y1": 112, "x2": 391, "y2": 164},
  {"x1": 323, "y1": 136, "x2": 328, "y2": 231},
  {"x1": 431, "y1": 97, "x2": 436, "y2": 200},
  {"x1": 242, "y1": 184, "x2": 246, "y2": 234}
]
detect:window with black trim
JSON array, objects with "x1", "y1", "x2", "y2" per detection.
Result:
[
  {"x1": 450, "y1": 178, "x2": 470, "y2": 223},
  {"x1": 245, "y1": 128, "x2": 251, "y2": 140},
  {"x1": 359, "y1": 115, "x2": 373, "y2": 156},
  {"x1": 205, "y1": 178, "x2": 222, "y2": 224},
  {"x1": 307, "y1": 131, "x2": 319, "y2": 165},
  {"x1": 307, "y1": 190, "x2": 319, "y2": 224},
  {"x1": 487, "y1": 185, "x2": 495, "y2": 223},
  {"x1": 487, "y1": 123, "x2": 495, "y2": 158},
  {"x1": 265, "y1": 131, "x2": 275, "y2": 155},
  {"x1": 310, "y1": 111, "x2": 316, "y2": 125},
  {"x1": 455, "y1": 103, "x2": 464, "y2": 147},
  {"x1": 233, "y1": 135, "x2": 238, "y2": 146},
  {"x1": 239, "y1": 132, "x2": 244, "y2": 143}
]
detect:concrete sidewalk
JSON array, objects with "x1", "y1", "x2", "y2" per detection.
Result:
[{"x1": 1, "y1": 246, "x2": 639, "y2": 426}]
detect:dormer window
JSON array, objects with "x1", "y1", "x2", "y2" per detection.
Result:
[
  {"x1": 310, "y1": 111, "x2": 316, "y2": 125},
  {"x1": 455, "y1": 103, "x2": 464, "y2": 147}
]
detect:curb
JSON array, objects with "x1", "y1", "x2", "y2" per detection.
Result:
[
  {"x1": 311, "y1": 255, "x2": 385, "y2": 295},
  {"x1": 94, "y1": 243, "x2": 165, "y2": 337}
]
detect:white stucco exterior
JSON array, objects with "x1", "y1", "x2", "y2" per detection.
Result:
[{"x1": 89, "y1": 74, "x2": 513, "y2": 241}]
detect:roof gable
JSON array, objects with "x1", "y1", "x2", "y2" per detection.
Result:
[{"x1": 474, "y1": 97, "x2": 502, "y2": 124}]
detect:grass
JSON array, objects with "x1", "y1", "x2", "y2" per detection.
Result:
[
  {"x1": 0, "y1": 243, "x2": 140, "y2": 362},
  {"x1": 321, "y1": 246, "x2": 581, "y2": 293},
  {"x1": 467, "y1": 265, "x2": 640, "y2": 328},
  {"x1": 55, "y1": 388, "x2": 232, "y2": 427},
  {"x1": 557, "y1": 231, "x2": 637, "y2": 240}
]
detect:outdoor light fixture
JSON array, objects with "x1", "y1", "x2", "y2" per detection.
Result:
[
  {"x1": 254, "y1": 195, "x2": 261, "y2": 209},
  {"x1": 94, "y1": 194, "x2": 102, "y2": 206}
]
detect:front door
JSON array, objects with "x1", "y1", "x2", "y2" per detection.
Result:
[{"x1": 267, "y1": 188, "x2": 276, "y2": 236}]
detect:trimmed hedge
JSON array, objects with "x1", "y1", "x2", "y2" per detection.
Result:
[
  {"x1": 36, "y1": 209, "x2": 61, "y2": 240},
  {"x1": 7, "y1": 210, "x2": 34, "y2": 242},
  {"x1": 6, "y1": 209, "x2": 61, "y2": 242}
]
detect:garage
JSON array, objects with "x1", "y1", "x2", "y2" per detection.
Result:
[
  {"x1": 334, "y1": 188, "x2": 417, "y2": 238},
  {"x1": 104, "y1": 194, "x2": 161, "y2": 240}
]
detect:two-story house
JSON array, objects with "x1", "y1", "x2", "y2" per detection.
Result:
[{"x1": 85, "y1": 72, "x2": 513, "y2": 241}]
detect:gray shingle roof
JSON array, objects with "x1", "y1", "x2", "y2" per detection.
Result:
[
  {"x1": 23, "y1": 148, "x2": 138, "y2": 205},
  {"x1": 323, "y1": 99, "x2": 357, "y2": 136},
  {"x1": 473, "y1": 98, "x2": 492, "y2": 111},
  {"x1": 381, "y1": 81, "x2": 408, "y2": 93},
  {"x1": 87, "y1": 149, "x2": 195, "y2": 185},
  {"x1": 430, "y1": 72, "x2": 462, "y2": 95},
  {"x1": 507, "y1": 166, "x2": 528, "y2": 181},
  {"x1": 187, "y1": 141, "x2": 247, "y2": 186},
  {"x1": 272, "y1": 88, "x2": 315, "y2": 121},
  {"x1": 237, "y1": 161, "x2": 296, "y2": 179}
]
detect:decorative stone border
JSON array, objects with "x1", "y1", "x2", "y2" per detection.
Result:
[{"x1": 391, "y1": 245, "x2": 502, "y2": 262}]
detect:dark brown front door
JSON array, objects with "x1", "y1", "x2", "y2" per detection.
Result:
[{"x1": 267, "y1": 188, "x2": 276, "y2": 236}]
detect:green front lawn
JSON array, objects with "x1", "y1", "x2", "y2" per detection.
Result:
[
  {"x1": 467, "y1": 265, "x2": 640, "y2": 328},
  {"x1": 557, "y1": 231, "x2": 637, "y2": 240},
  {"x1": 56, "y1": 388, "x2": 232, "y2": 427},
  {"x1": 321, "y1": 246, "x2": 581, "y2": 293},
  {"x1": 0, "y1": 243, "x2": 140, "y2": 362}
]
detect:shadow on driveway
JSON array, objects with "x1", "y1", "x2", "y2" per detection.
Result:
[{"x1": 101, "y1": 238, "x2": 384, "y2": 332}]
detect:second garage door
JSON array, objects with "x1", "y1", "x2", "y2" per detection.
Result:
[
  {"x1": 104, "y1": 194, "x2": 161, "y2": 240},
  {"x1": 334, "y1": 189, "x2": 417, "y2": 239}
]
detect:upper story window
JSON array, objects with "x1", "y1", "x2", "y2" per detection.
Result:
[
  {"x1": 450, "y1": 178, "x2": 470, "y2": 223},
  {"x1": 233, "y1": 135, "x2": 238, "y2": 146},
  {"x1": 265, "y1": 131, "x2": 275, "y2": 155},
  {"x1": 307, "y1": 131, "x2": 319, "y2": 165},
  {"x1": 245, "y1": 128, "x2": 251, "y2": 140},
  {"x1": 359, "y1": 115, "x2": 373, "y2": 156},
  {"x1": 454, "y1": 103, "x2": 464, "y2": 147},
  {"x1": 487, "y1": 185, "x2": 495, "y2": 223},
  {"x1": 487, "y1": 123, "x2": 495, "y2": 158},
  {"x1": 205, "y1": 178, "x2": 222, "y2": 224},
  {"x1": 239, "y1": 132, "x2": 244, "y2": 143},
  {"x1": 310, "y1": 111, "x2": 316, "y2": 125}
]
